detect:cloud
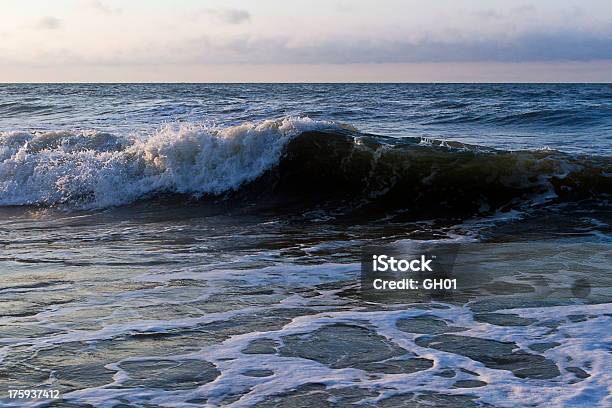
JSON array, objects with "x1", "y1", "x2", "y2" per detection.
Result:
[
  {"x1": 86, "y1": 0, "x2": 121, "y2": 15},
  {"x1": 335, "y1": 1, "x2": 353, "y2": 12},
  {"x1": 36, "y1": 17, "x2": 62, "y2": 30},
  {"x1": 203, "y1": 8, "x2": 251, "y2": 25},
  {"x1": 476, "y1": 4, "x2": 535, "y2": 20},
  {"x1": 161, "y1": 29, "x2": 612, "y2": 65},
  {"x1": 31, "y1": 28, "x2": 610, "y2": 68},
  {"x1": 11, "y1": 21, "x2": 612, "y2": 68}
]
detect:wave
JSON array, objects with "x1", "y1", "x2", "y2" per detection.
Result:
[
  {"x1": 0, "y1": 118, "x2": 349, "y2": 209},
  {"x1": 249, "y1": 130, "x2": 610, "y2": 218},
  {"x1": 424, "y1": 107, "x2": 612, "y2": 128},
  {"x1": 0, "y1": 102, "x2": 61, "y2": 115},
  {"x1": 0, "y1": 118, "x2": 610, "y2": 216}
]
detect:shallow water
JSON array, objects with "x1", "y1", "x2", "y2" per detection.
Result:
[
  {"x1": 0, "y1": 84, "x2": 611, "y2": 407},
  {"x1": 0, "y1": 204, "x2": 610, "y2": 407}
]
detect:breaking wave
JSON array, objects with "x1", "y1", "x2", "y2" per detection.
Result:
[
  {"x1": 0, "y1": 118, "x2": 610, "y2": 216},
  {"x1": 0, "y1": 118, "x2": 348, "y2": 208}
]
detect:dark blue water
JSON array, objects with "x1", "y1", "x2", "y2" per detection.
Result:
[{"x1": 1, "y1": 83, "x2": 611, "y2": 154}]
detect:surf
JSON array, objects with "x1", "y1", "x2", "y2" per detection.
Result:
[{"x1": 0, "y1": 118, "x2": 609, "y2": 217}]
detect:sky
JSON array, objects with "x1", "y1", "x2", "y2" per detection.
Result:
[{"x1": 1, "y1": 0, "x2": 612, "y2": 82}]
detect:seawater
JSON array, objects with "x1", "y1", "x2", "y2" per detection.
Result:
[{"x1": 0, "y1": 84, "x2": 610, "y2": 407}]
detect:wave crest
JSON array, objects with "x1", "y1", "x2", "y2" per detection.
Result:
[
  {"x1": 0, "y1": 118, "x2": 609, "y2": 215},
  {"x1": 0, "y1": 117, "x2": 345, "y2": 208}
]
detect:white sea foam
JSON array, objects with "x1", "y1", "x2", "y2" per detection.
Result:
[
  {"x1": 0, "y1": 117, "x2": 344, "y2": 209},
  {"x1": 2, "y1": 245, "x2": 609, "y2": 408},
  {"x1": 27, "y1": 302, "x2": 607, "y2": 408}
]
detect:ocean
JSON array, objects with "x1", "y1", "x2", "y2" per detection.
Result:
[{"x1": 0, "y1": 83, "x2": 610, "y2": 407}]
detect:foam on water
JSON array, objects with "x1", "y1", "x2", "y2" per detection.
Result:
[
  {"x1": 0, "y1": 117, "x2": 345, "y2": 209},
  {"x1": 1, "y1": 83, "x2": 610, "y2": 407},
  {"x1": 10, "y1": 302, "x2": 607, "y2": 408},
  {"x1": 2, "y1": 239, "x2": 609, "y2": 407}
]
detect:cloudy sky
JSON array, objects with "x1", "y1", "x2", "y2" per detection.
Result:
[{"x1": 1, "y1": 0, "x2": 612, "y2": 82}]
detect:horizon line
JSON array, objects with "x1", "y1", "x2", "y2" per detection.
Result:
[{"x1": 1, "y1": 81, "x2": 611, "y2": 85}]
